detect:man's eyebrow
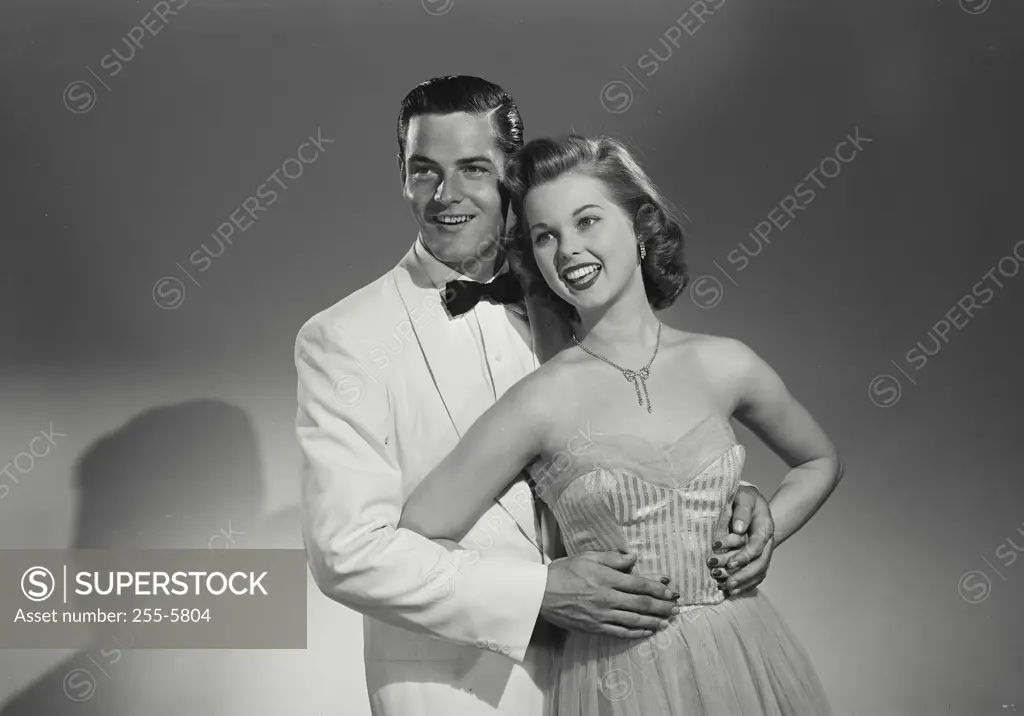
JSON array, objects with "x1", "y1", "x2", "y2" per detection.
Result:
[
  {"x1": 405, "y1": 153, "x2": 436, "y2": 165},
  {"x1": 406, "y1": 155, "x2": 495, "y2": 166},
  {"x1": 454, "y1": 156, "x2": 495, "y2": 166}
]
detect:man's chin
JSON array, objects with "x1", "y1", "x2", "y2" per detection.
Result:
[{"x1": 422, "y1": 227, "x2": 501, "y2": 262}]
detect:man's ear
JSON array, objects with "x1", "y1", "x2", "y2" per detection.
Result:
[
  {"x1": 503, "y1": 205, "x2": 519, "y2": 241},
  {"x1": 397, "y1": 154, "x2": 406, "y2": 187},
  {"x1": 499, "y1": 183, "x2": 511, "y2": 228},
  {"x1": 499, "y1": 184, "x2": 519, "y2": 241}
]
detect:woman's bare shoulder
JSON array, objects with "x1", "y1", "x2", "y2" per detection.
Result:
[
  {"x1": 665, "y1": 328, "x2": 754, "y2": 363},
  {"x1": 662, "y1": 328, "x2": 763, "y2": 392}
]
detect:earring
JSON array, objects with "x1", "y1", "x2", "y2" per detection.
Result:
[{"x1": 638, "y1": 240, "x2": 646, "y2": 261}]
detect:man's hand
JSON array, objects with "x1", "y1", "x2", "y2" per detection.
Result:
[
  {"x1": 540, "y1": 551, "x2": 681, "y2": 639},
  {"x1": 708, "y1": 484, "x2": 775, "y2": 596}
]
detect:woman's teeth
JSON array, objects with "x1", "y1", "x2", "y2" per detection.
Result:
[
  {"x1": 434, "y1": 215, "x2": 474, "y2": 225},
  {"x1": 563, "y1": 265, "x2": 601, "y2": 289}
]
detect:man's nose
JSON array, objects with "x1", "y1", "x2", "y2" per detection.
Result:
[{"x1": 433, "y1": 175, "x2": 464, "y2": 205}]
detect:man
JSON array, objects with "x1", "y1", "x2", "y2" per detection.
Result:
[{"x1": 295, "y1": 75, "x2": 775, "y2": 716}]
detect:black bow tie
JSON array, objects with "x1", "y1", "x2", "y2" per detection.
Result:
[{"x1": 443, "y1": 272, "x2": 524, "y2": 317}]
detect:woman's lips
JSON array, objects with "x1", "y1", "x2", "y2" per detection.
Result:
[{"x1": 562, "y1": 264, "x2": 602, "y2": 290}]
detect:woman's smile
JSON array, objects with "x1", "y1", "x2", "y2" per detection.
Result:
[{"x1": 560, "y1": 262, "x2": 602, "y2": 290}]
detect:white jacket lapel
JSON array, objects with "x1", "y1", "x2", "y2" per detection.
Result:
[
  {"x1": 392, "y1": 246, "x2": 542, "y2": 552},
  {"x1": 392, "y1": 245, "x2": 491, "y2": 439}
]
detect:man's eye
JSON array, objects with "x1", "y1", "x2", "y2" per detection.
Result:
[
  {"x1": 463, "y1": 167, "x2": 487, "y2": 176},
  {"x1": 411, "y1": 167, "x2": 435, "y2": 177}
]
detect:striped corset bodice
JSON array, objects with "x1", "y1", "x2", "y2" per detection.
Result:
[{"x1": 527, "y1": 416, "x2": 746, "y2": 607}]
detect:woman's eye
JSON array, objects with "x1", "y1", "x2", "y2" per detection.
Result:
[
  {"x1": 578, "y1": 216, "x2": 599, "y2": 229},
  {"x1": 533, "y1": 233, "x2": 552, "y2": 245}
]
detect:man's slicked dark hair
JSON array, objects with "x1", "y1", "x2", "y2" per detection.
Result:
[{"x1": 396, "y1": 75, "x2": 524, "y2": 182}]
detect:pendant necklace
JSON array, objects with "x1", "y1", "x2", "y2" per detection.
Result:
[{"x1": 573, "y1": 321, "x2": 662, "y2": 413}]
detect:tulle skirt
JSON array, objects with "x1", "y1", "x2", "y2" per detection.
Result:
[{"x1": 552, "y1": 589, "x2": 833, "y2": 716}]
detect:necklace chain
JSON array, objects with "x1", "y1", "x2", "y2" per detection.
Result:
[{"x1": 572, "y1": 322, "x2": 662, "y2": 413}]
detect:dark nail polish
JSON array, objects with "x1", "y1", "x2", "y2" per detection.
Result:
[
  {"x1": 660, "y1": 577, "x2": 670, "y2": 585},
  {"x1": 713, "y1": 541, "x2": 722, "y2": 549},
  {"x1": 672, "y1": 591, "x2": 680, "y2": 600},
  {"x1": 708, "y1": 557, "x2": 719, "y2": 566},
  {"x1": 712, "y1": 569, "x2": 724, "y2": 578}
]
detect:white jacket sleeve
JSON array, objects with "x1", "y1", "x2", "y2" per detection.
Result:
[{"x1": 295, "y1": 318, "x2": 548, "y2": 663}]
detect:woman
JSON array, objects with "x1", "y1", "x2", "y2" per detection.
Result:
[{"x1": 399, "y1": 135, "x2": 842, "y2": 715}]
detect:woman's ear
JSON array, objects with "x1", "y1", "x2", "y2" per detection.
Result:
[{"x1": 634, "y1": 202, "x2": 658, "y2": 235}]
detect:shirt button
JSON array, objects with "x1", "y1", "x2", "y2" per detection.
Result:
[
  {"x1": 488, "y1": 640, "x2": 499, "y2": 651},
  {"x1": 476, "y1": 639, "x2": 488, "y2": 649},
  {"x1": 493, "y1": 353, "x2": 502, "y2": 362}
]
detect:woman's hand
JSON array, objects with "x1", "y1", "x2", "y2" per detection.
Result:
[
  {"x1": 708, "y1": 484, "x2": 776, "y2": 596},
  {"x1": 709, "y1": 532, "x2": 775, "y2": 596}
]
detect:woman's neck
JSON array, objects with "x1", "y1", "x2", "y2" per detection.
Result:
[{"x1": 574, "y1": 288, "x2": 661, "y2": 366}]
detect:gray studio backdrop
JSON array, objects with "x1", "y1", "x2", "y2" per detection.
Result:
[{"x1": 1, "y1": 0, "x2": 1022, "y2": 714}]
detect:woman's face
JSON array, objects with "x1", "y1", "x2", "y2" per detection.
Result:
[{"x1": 523, "y1": 172, "x2": 639, "y2": 313}]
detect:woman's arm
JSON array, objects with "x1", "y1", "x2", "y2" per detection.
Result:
[
  {"x1": 724, "y1": 339, "x2": 844, "y2": 547},
  {"x1": 399, "y1": 370, "x2": 554, "y2": 542}
]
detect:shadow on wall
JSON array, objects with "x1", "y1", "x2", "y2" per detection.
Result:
[{"x1": 0, "y1": 399, "x2": 304, "y2": 715}]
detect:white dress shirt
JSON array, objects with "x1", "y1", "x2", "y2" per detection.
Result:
[{"x1": 413, "y1": 237, "x2": 538, "y2": 401}]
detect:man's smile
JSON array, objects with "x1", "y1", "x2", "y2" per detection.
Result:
[{"x1": 432, "y1": 214, "x2": 475, "y2": 226}]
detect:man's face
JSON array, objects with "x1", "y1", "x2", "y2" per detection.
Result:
[{"x1": 402, "y1": 112, "x2": 505, "y2": 269}]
